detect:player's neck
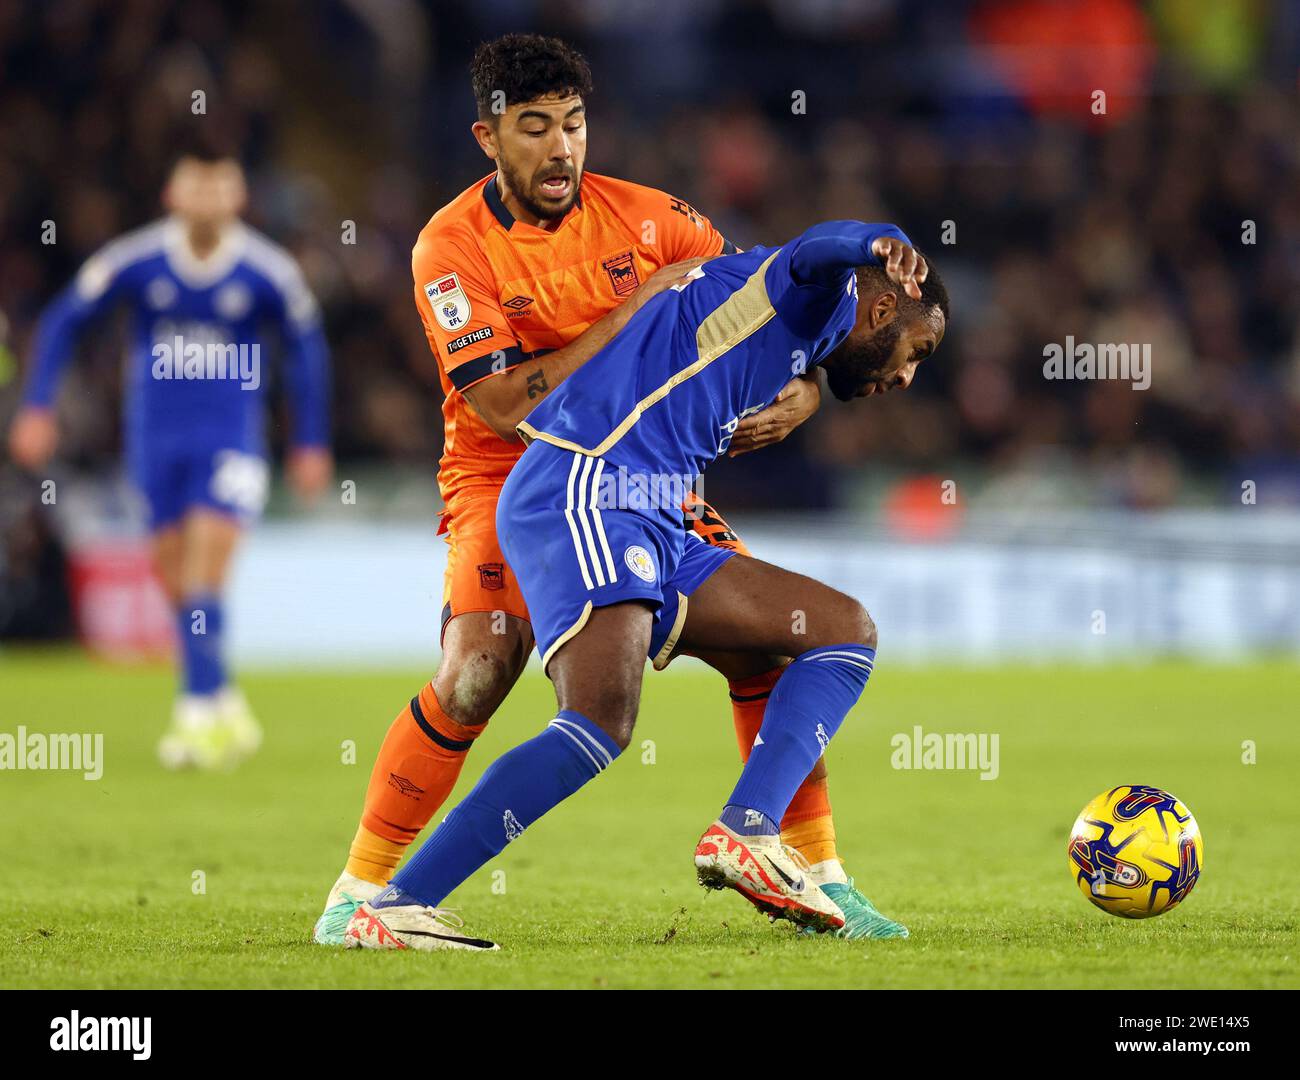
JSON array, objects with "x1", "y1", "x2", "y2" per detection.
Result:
[{"x1": 183, "y1": 220, "x2": 232, "y2": 260}]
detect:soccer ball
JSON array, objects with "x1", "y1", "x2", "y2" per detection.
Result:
[{"x1": 1067, "y1": 785, "x2": 1203, "y2": 919}]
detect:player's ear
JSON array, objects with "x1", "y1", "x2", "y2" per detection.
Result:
[
  {"x1": 161, "y1": 159, "x2": 186, "y2": 211},
  {"x1": 161, "y1": 172, "x2": 183, "y2": 214},
  {"x1": 868, "y1": 291, "x2": 898, "y2": 328},
  {"x1": 229, "y1": 168, "x2": 248, "y2": 215},
  {"x1": 471, "y1": 119, "x2": 498, "y2": 161}
]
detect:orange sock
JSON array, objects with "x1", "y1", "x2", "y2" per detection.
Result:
[
  {"x1": 346, "y1": 826, "x2": 408, "y2": 888},
  {"x1": 728, "y1": 667, "x2": 841, "y2": 867},
  {"x1": 780, "y1": 781, "x2": 838, "y2": 866},
  {"x1": 728, "y1": 667, "x2": 784, "y2": 760},
  {"x1": 345, "y1": 682, "x2": 485, "y2": 886}
]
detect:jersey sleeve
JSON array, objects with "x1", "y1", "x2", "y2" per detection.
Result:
[
  {"x1": 786, "y1": 220, "x2": 911, "y2": 287},
  {"x1": 23, "y1": 242, "x2": 135, "y2": 407},
  {"x1": 412, "y1": 232, "x2": 521, "y2": 393},
  {"x1": 769, "y1": 220, "x2": 912, "y2": 338},
  {"x1": 655, "y1": 192, "x2": 736, "y2": 262},
  {"x1": 269, "y1": 262, "x2": 330, "y2": 449}
]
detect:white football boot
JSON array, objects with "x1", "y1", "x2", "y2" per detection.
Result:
[
  {"x1": 313, "y1": 870, "x2": 383, "y2": 945},
  {"x1": 695, "y1": 819, "x2": 846, "y2": 933},
  {"x1": 157, "y1": 695, "x2": 242, "y2": 771},
  {"x1": 344, "y1": 887, "x2": 499, "y2": 952},
  {"x1": 216, "y1": 686, "x2": 262, "y2": 758}
]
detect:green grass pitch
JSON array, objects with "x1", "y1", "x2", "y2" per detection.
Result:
[{"x1": 1, "y1": 652, "x2": 1296, "y2": 989}]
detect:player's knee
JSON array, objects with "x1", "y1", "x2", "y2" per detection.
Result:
[
  {"x1": 839, "y1": 600, "x2": 878, "y2": 651},
  {"x1": 158, "y1": 574, "x2": 184, "y2": 608},
  {"x1": 435, "y1": 650, "x2": 515, "y2": 726},
  {"x1": 560, "y1": 686, "x2": 640, "y2": 751},
  {"x1": 590, "y1": 694, "x2": 639, "y2": 751},
  {"x1": 602, "y1": 719, "x2": 636, "y2": 753}
]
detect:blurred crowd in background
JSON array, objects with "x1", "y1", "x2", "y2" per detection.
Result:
[{"x1": 1, "y1": 0, "x2": 1298, "y2": 525}]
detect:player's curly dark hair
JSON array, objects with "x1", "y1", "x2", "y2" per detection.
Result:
[
  {"x1": 470, "y1": 34, "x2": 593, "y2": 120},
  {"x1": 860, "y1": 252, "x2": 950, "y2": 323}
]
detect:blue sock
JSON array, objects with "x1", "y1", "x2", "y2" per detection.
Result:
[
  {"x1": 388, "y1": 710, "x2": 621, "y2": 907},
  {"x1": 720, "y1": 644, "x2": 875, "y2": 837},
  {"x1": 177, "y1": 593, "x2": 226, "y2": 696}
]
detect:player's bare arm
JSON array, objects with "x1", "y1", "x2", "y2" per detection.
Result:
[{"x1": 462, "y1": 255, "x2": 709, "y2": 441}]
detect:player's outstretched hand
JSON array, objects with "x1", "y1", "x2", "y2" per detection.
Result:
[
  {"x1": 729, "y1": 375, "x2": 822, "y2": 457},
  {"x1": 287, "y1": 446, "x2": 333, "y2": 505},
  {"x1": 630, "y1": 256, "x2": 711, "y2": 311},
  {"x1": 870, "y1": 237, "x2": 927, "y2": 301},
  {"x1": 7, "y1": 406, "x2": 58, "y2": 471}
]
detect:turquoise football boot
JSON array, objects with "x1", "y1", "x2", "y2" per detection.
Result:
[
  {"x1": 313, "y1": 871, "x2": 382, "y2": 945},
  {"x1": 817, "y1": 879, "x2": 910, "y2": 940}
]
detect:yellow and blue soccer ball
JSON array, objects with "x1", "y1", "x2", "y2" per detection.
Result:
[{"x1": 1068, "y1": 785, "x2": 1203, "y2": 919}]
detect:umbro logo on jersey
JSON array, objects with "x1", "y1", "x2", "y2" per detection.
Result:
[{"x1": 503, "y1": 294, "x2": 534, "y2": 317}]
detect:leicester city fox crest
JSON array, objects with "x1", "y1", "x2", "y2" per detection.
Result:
[{"x1": 624, "y1": 545, "x2": 656, "y2": 583}]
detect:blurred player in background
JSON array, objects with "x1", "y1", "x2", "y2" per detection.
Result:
[
  {"x1": 317, "y1": 33, "x2": 902, "y2": 945},
  {"x1": 7, "y1": 135, "x2": 332, "y2": 770}
]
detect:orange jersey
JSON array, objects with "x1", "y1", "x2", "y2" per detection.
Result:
[{"x1": 411, "y1": 172, "x2": 731, "y2": 503}]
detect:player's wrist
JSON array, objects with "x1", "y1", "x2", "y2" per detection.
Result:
[{"x1": 798, "y1": 367, "x2": 826, "y2": 399}]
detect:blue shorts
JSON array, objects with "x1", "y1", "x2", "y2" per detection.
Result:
[
  {"x1": 497, "y1": 442, "x2": 734, "y2": 672},
  {"x1": 129, "y1": 440, "x2": 269, "y2": 531}
]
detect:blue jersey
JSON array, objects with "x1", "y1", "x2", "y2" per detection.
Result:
[
  {"x1": 500, "y1": 220, "x2": 911, "y2": 668},
  {"x1": 516, "y1": 220, "x2": 909, "y2": 483},
  {"x1": 23, "y1": 217, "x2": 329, "y2": 454}
]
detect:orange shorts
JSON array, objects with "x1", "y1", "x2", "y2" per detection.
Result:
[
  {"x1": 438, "y1": 487, "x2": 750, "y2": 640},
  {"x1": 681, "y1": 489, "x2": 753, "y2": 558}
]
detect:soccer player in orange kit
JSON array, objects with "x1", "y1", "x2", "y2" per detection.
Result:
[{"x1": 315, "y1": 33, "x2": 906, "y2": 943}]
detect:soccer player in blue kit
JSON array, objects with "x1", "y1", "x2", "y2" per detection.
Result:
[
  {"x1": 7, "y1": 141, "x2": 331, "y2": 770},
  {"x1": 344, "y1": 220, "x2": 947, "y2": 950}
]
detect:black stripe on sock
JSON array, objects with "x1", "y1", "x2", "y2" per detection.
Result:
[
  {"x1": 729, "y1": 689, "x2": 772, "y2": 703},
  {"x1": 409, "y1": 694, "x2": 474, "y2": 753}
]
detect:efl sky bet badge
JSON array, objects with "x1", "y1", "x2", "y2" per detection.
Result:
[{"x1": 426, "y1": 272, "x2": 472, "y2": 331}]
